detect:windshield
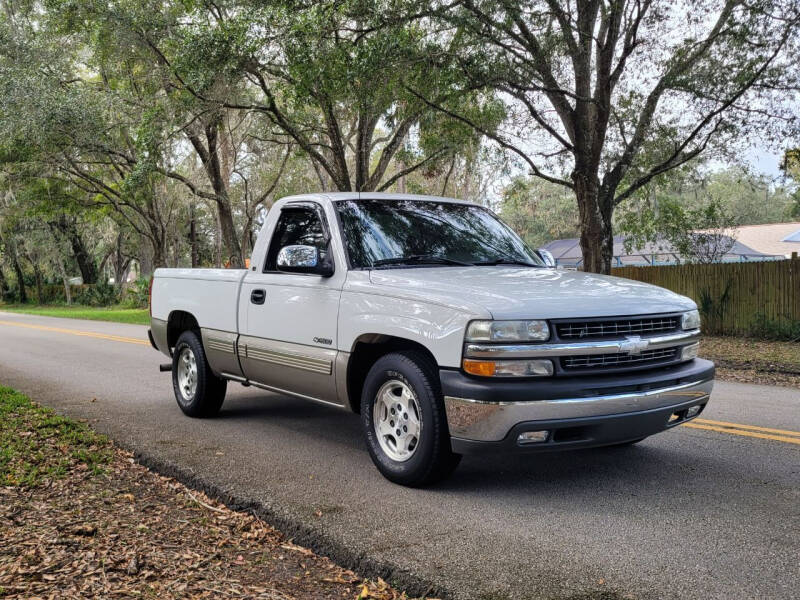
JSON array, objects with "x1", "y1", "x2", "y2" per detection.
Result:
[{"x1": 335, "y1": 199, "x2": 543, "y2": 269}]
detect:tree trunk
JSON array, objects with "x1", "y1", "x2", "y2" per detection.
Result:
[
  {"x1": 11, "y1": 252, "x2": 27, "y2": 303},
  {"x1": 186, "y1": 122, "x2": 243, "y2": 268},
  {"x1": 144, "y1": 219, "x2": 168, "y2": 272},
  {"x1": 138, "y1": 241, "x2": 153, "y2": 278},
  {"x1": 57, "y1": 259, "x2": 72, "y2": 305},
  {"x1": 189, "y1": 204, "x2": 199, "y2": 268},
  {"x1": 240, "y1": 216, "x2": 252, "y2": 264},
  {"x1": 214, "y1": 209, "x2": 222, "y2": 268},
  {"x1": 68, "y1": 225, "x2": 98, "y2": 284},
  {"x1": 171, "y1": 230, "x2": 180, "y2": 268},
  {"x1": 217, "y1": 199, "x2": 243, "y2": 268},
  {"x1": 312, "y1": 161, "x2": 329, "y2": 192},
  {"x1": 0, "y1": 266, "x2": 8, "y2": 296},
  {"x1": 575, "y1": 175, "x2": 614, "y2": 274},
  {"x1": 150, "y1": 238, "x2": 167, "y2": 271},
  {"x1": 32, "y1": 263, "x2": 43, "y2": 304},
  {"x1": 118, "y1": 259, "x2": 132, "y2": 287}
]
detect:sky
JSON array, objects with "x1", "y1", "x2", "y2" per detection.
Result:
[{"x1": 746, "y1": 148, "x2": 784, "y2": 179}]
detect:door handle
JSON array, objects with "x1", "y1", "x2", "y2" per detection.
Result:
[{"x1": 250, "y1": 289, "x2": 266, "y2": 305}]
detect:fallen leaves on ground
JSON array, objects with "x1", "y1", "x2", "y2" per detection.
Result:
[
  {"x1": 701, "y1": 335, "x2": 800, "y2": 388},
  {"x1": 0, "y1": 387, "x2": 418, "y2": 600}
]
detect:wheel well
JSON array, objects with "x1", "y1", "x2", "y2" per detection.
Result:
[
  {"x1": 346, "y1": 335, "x2": 439, "y2": 413},
  {"x1": 167, "y1": 310, "x2": 200, "y2": 350}
]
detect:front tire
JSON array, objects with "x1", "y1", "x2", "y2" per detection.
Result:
[
  {"x1": 361, "y1": 351, "x2": 461, "y2": 486},
  {"x1": 172, "y1": 330, "x2": 227, "y2": 417}
]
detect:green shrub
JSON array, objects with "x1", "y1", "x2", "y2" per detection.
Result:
[
  {"x1": 73, "y1": 281, "x2": 120, "y2": 307},
  {"x1": 39, "y1": 284, "x2": 70, "y2": 304},
  {"x1": 120, "y1": 276, "x2": 150, "y2": 309},
  {"x1": 748, "y1": 313, "x2": 800, "y2": 342},
  {"x1": 2, "y1": 286, "x2": 19, "y2": 303}
]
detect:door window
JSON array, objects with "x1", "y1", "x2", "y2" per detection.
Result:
[{"x1": 264, "y1": 205, "x2": 329, "y2": 271}]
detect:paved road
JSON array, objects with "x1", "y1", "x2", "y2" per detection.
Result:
[{"x1": 1, "y1": 311, "x2": 798, "y2": 600}]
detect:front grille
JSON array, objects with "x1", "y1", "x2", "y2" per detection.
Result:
[
  {"x1": 562, "y1": 347, "x2": 678, "y2": 370},
  {"x1": 556, "y1": 316, "x2": 679, "y2": 340}
]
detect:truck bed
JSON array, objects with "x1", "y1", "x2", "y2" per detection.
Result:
[{"x1": 150, "y1": 268, "x2": 247, "y2": 334}]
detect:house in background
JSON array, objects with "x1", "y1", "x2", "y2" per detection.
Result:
[
  {"x1": 541, "y1": 234, "x2": 780, "y2": 268},
  {"x1": 723, "y1": 222, "x2": 800, "y2": 259}
]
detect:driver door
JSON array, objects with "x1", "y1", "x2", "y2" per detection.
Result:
[{"x1": 239, "y1": 202, "x2": 342, "y2": 404}]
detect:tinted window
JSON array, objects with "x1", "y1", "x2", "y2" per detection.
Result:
[
  {"x1": 265, "y1": 206, "x2": 328, "y2": 271},
  {"x1": 335, "y1": 199, "x2": 541, "y2": 268}
]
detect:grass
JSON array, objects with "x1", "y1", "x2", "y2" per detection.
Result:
[
  {"x1": 0, "y1": 386, "x2": 112, "y2": 487},
  {"x1": 0, "y1": 304, "x2": 149, "y2": 325}
]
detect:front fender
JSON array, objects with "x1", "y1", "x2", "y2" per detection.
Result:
[{"x1": 338, "y1": 289, "x2": 485, "y2": 368}]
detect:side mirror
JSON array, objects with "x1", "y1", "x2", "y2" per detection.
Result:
[
  {"x1": 276, "y1": 245, "x2": 334, "y2": 277},
  {"x1": 536, "y1": 248, "x2": 556, "y2": 267}
]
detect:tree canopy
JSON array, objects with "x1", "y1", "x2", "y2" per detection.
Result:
[
  {"x1": 428, "y1": 0, "x2": 800, "y2": 271},
  {"x1": 0, "y1": 0, "x2": 797, "y2": 297}
]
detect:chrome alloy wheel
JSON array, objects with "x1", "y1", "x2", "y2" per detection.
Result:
[
  {"x1": 177, "y1": 347, "x2": 198, "y2": 403},
  {"x1": 373, "y1": 379, "x2": 422, "y2": 462}
]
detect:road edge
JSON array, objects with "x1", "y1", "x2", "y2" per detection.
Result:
[{"x1": 120, "y1": 442, "x2": 450, "y2": 599}]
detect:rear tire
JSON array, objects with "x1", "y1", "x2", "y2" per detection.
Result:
[
  {"x1": 361, "y1": 351, "x2": 461, "y2": 487},
  {"x1": 171, "y1": 330, "x2": 227, "y2": 418}
]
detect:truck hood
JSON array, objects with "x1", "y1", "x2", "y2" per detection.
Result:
[{"x1": 368, "y1": 267, "x2": 695, "y2": 319}]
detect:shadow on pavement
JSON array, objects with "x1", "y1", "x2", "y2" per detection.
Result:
[{"x1": 213, "y1": 390, "x2": 764, "y2": 498}]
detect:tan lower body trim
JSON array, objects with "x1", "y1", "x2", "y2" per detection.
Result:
[{"x1": 243, "y1": 344, "x2": 333, "y2": 375}]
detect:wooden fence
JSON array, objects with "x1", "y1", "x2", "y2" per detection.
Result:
[{"x1": 611, "y1": 254, "x2": 800, "y2": 336}]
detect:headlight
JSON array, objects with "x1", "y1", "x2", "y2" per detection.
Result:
[
  {"x1": 681, "y1": 310, "x2": 701, "y2": 331},
  {"x1": 466, "y1": 320, "x2": 550, "y2": 342}
]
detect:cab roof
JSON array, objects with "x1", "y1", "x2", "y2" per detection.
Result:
[{"x1": 276, "y1": 192, "x2": 477, "y2": 206}]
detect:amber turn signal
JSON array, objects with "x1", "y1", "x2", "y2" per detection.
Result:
[{"x1": 463, "y1": 359, "x2": 497, "y2": 376}]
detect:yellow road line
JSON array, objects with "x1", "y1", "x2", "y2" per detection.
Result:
[
  {"x1": 693, "y1": 418, "x2": 800, "y2": 438},
  {"x1": 0, "y1": 319, "x2": 149, "y2": 346},
  {"x1": 683, "y1": 422, "x2": 800, "y2": 445}
]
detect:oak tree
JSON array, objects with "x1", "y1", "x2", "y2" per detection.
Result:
[{"x1": 435, "y1": 0, "x2": 800, "y2": 272}]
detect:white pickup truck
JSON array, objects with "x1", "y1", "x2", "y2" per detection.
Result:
[{"x1": 149, "y1": 193, "x2": 714, "y2": 486}]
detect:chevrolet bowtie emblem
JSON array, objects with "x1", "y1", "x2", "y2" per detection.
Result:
[{"x1": 619, "y1": 335, "x2": 649, "y2": 355}]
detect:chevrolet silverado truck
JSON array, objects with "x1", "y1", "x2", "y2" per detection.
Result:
[{"x1": 148, "y1": 193, "x2": 714, "y2": 486}]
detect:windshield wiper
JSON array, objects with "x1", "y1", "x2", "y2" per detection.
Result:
[
  {"x1": 372, "y1": 254, "x2": 472, "y2": 268},
  {"x1": 473, "y1": 257, "x2": 542, "y2": 267}
]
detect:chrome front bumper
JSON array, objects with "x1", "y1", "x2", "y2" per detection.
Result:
[{"x1": 445, "y1": 377, "x2": 714, "y2": 443}]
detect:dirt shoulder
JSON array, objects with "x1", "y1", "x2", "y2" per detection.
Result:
[
  {"x1": 0, "y1": 386, "x2": 414, "y2": 600},
  {"x1": 701, "y1": 335, "x2": 800, "y2": 388}
]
